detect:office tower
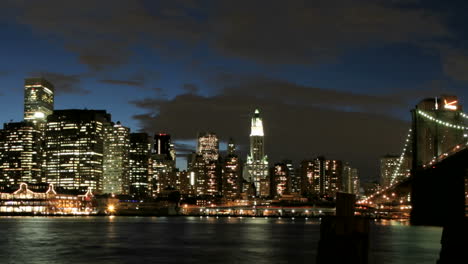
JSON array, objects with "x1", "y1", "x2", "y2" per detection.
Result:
[
  {"x1": 300, "y1": 157, "x2": 342, "y2": 197},
  {"x1": 193, "y1": 132, "x2": 221, "y2": 196},
  {"x1": 284, "y1": 160, "x2": 299, "y2": 193},
  {"x1": 188, "y1": 152, "x2": 207, "y2": 196},
  {"x1": 151, "y1": 133, "x2": 176, "y2": 195},
  {"x1": 128, "y1": 133, "x2": 151, "y2": 197},
  {"x1": 154, "y1": 133, "x2": 175, "y2": 160},
  {"x1": 44, "y1": 110, "x2": 111, "y2": 193},
  {"x1": 412, "y1": 95, "x2": 464, "y2": 168},
  {"x1": 222, "y1": 138, "x2": 241, "y2": 200},
  {"x1": 0, "y1": 122, "x2": 43, "y2": 186},
  {"x1": 271, "y1": 162, "x2": 290, "y2": 197},
  {"x1": 24, "y1": 78, "x2": 54, "y2": 123},
  {"x1": 351, "y1": 169, "x2": 360, "y2": 196},
  {"x1": 244, "y1": 109, "x2": 269, "y2": 197},
  {"x1": 379, "y1": 155, "x2": 399, "y2": 187},
  {"x1": 102, "y1": 122, "x2": 130, "y2": 194},
  {"x1": 324, "y1": 159, "x2": 343, "y2": 197},
  {"x1": 343, "y1": 163, "x2": 360, "y2": 195},
  {"x1": 300, "y1": 160, "x2": 315, "y2": 196},
  {"x1": 178, "y1": 170, "x2": 196, "y2": 196},
  {"x1": 197, "y1": 132, "x2": 219, "y2": 162}
]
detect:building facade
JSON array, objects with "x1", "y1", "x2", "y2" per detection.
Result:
[
  {"x1": 244, "y1": 109, "x2": 269, "y2": 197},
  {"x1": 102, "y1": 122, "x2": 130, "y2": 194},
  {"x1": 0, "y1": 122, "x2": 43, "y2": 186},
  {"x1": 44, "y1": 110, "x2": 111, "y2": 193},
  {"x1": 128, "y1": 133, "x2": 151, "y2": 197},
  {"x1": 24, "y1": 78, "x2": 54, "y2": 123}
]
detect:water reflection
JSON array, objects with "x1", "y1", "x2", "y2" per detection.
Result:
[{"x1": 0, "y1": 217, "x2": 444, "y2": 264}]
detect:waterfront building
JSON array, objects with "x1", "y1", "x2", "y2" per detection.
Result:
[
  {"x1": 102, "y1": 122, "x2": 130, "y2": 195},
  {"x1": 243, "y1": 109, "x2": 269, "y2": 197},
  {"x1": 24, "y1": 78, "x2": 54, "y2": 123},
  {"x1": 128, "y1": 133, "x2": 151, "y2": 197},
  {"x1": 44, "y1": 110, "x2": 111, "y2": 193},
  {"x1": 0, "y1": 182, "x2": 95, "y2": 214},
  {"x1": 0, "y1": 122, "x2": 43, "y2": 186},
  {"x1": 284, "y1": 160, "x2": 300, "y2": 193}
]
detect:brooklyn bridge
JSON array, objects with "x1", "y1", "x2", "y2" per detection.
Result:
[{"x1": 359, "y1": 95, "x2": 468, "y2": 226}]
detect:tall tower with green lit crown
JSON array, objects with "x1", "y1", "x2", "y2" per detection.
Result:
[{"x1": 244, "y1": 109, "x2": 269, "y2": 197}]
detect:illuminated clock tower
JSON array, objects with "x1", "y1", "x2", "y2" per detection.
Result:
[
  {"x1": 244, "y1": 109, "x2": 269, "y2": 197},
  {"x1": 24, "y1": 78, "x2": 54, "y2": 123}
]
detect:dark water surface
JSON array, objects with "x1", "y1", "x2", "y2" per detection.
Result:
[{"x1": 0, "y1": 217, "x2": 442, "y2": 264}]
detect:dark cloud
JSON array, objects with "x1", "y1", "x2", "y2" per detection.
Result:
[
  {"x1": 130, "y1": 78, "x2": 418, "y2": 181},
  {"x1": 211, "y1": 0, "x2": 450, "y2": 64},
  {"x1": 3, "y1": 0, "x2": 451, "y2": 69},
  {"x1": 100, "y1": 79, "x2": 145, "y2": 87},
  {"x1": 182, "y1": 83, "x2": 199, "y2": 94},
  {"x1": 28, "y1": 71, "x2": 89, "y2": 95},
  {"x1": 440, "y1": 47, "x2": 468, "y2": 81}
]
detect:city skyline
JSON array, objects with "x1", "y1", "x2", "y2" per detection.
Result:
[{"x1": 3, "y1": 1, "x2": 468, "y2": 182}]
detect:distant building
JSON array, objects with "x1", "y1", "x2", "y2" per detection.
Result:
[
  {"x1": 343, "y1": 163, "x2": 360, "y2": 195},
  {"x1": 243, "y1": 109, "x2": 269, "y2": 197},
  {"x1": 151, "y1": 133, "x2": 176, "y2": 195},
  {"x1": 197, "y1": 132, "x2": 219, "y2": 162},
  {"x1": 271, "y1": 162, "x2": 290, "y2": 197},
  {"x1": 221, "y1": 138, "x2": 242, "y2": 200},
  {"x1": 0, "y1": 122, "x2": 43, "y2": 186},
  {"x1": 299, "y1": 157, "x2": 342, "y2": 197},
  {"x1": 128, "y1": 133, "x2": 151, "y2": 197},
  {"x1": 44, "y1": 109, "x2": 111, "y2": 193},
  {"x1": 102, "y1": 122, "x2": 130, "y2": 195},
  {"x1": 24, "y1": 78, "x2": 54, "y2": 123},
  {"x1": 380, "y1": 155, "x2": 399, "y2": 187}
]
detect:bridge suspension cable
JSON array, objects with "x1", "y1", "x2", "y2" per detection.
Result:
[
  {"x1": 390, "y1": 128, "x2": 412, "y2": 185},
  {"x1": 417, "y1": 110, "x2": 468, "y2": 130}
]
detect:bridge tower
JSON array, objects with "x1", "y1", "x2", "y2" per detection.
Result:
[{"x1": 410, "y1": 95, "x2": 467, "y2": 226}]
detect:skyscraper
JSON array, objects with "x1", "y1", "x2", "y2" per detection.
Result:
[
  {"x1": 128, "y1": 133, "x2": 151, "y2": 197},
  {"x1": 222, "y1": 138, "x2": 242, "y2": 200},
  {"x1": 343, "y1": 163, "x2": 359, "y2": 195},
  {"x1": 379, "y1": 155, "x2": 399, "y2": 187},
  {"x1": 244, "y1": 109, "x2": 269, "y2": 197},
  {"x1": 102, "y1": 122, "x2": 130, "y2": 194},
  {"x1": 197, "y1": 132, "x2": 219, "y2": 162},
  {"x1": 271, "y1": 162, "x2": 290, "y2": 197},
  {"x1": 0, "y1": 122, "x2": 43, "y2": 186},
  {"x1": 152, "y1": 134, "x2": 176, "y2": 195},
  {"x1": 44, "y1": 110, "x2": 111, "y2": 193},
  {"x1": 299, "y1": 157, "x2": 342, "y2": 197},
  {"x1": 24, "y1": 78, "x2": 54, "y2": 123}
]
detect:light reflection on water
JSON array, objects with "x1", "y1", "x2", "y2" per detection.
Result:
[{"x1": 0, "y1": 217, "x2": 442, "y2": 264}]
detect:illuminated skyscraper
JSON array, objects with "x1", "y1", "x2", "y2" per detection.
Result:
[
  {"x1": 271, "y1": 162, "x2": 290, "y2": 197},
  {"x1": 0, "y1": 122, "x2": 43, "y2": 186},
  {"x1": 299, "y1": 156, "x2": 342, "y2": 197},
  {"x1": 128, "y1": 133, "x2": 151, "y2": 197},
  {"x1": 222, "y1": 138, "x2": 242, "y2": 200},
  {"x1": 24, "y1": 78, "x2": 54, "y2": 123},
  {"x1": 197, "y1": 132, "x2": 219, "y2": 162},
  {"x1": 244, "y1": 109, "x2": 269, "y2": 197},
  {"x1": 379, "y1": 155, "x2": 399, "y2": 187},
  {"x1": 343, "y1": 163, "x2": 360, "y2": 195},
  {"x1": 151, "y1": 133, "x2": 177, "y2": 195},
  {"x1": 102, "y1": 122, "x2": 130, "y2": 194},
  {"x1": 44, "y1": 110, "x2": 111, "y2": 193}
]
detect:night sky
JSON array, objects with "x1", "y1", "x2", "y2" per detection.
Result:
[{"x1": 1, "y1": 0, "x2": 468, "y2": 181}]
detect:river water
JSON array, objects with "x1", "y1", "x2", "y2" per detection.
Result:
[{"x1": 0, "y1": 217, "x2": 442, "y2": 264}]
